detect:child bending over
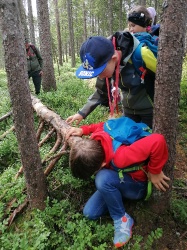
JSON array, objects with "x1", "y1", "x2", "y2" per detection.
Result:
[{"x1": 66, "y1": 117, "x2": 170, "y2": 248}]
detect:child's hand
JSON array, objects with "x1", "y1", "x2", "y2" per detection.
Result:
[
  {"x1": 66, "y1": 113, "x2": 83, "y2": 125},
  {"x1": 65, "y1": 127, "x2": 83, "y2": 140},
  {"x1": 148, "y1": 171, "x2": 170, "y2": 192}
]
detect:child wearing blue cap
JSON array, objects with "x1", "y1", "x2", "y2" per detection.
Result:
[
  {"x1": 66, "y1": 30, "x2": 157, "y2": 128},
  {"x1": 66, "y1": 117, "x2": 170, "y2": 248}
]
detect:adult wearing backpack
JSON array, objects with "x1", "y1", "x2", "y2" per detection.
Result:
[
  {"x1": 66, "y1": 117, "x2": 170, "y2": 248},
  {"x1": 25, "y1": 38, "x2": 43, "y2": 95}
]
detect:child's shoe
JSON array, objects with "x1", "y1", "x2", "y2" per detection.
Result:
[{"x1": 113, "y1": 213, "x2": 134, "y2": 248}]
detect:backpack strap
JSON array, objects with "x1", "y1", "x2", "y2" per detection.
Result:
[
  {"x1": 106, "y1": 36, "x2": 120, "y2": 117},
  {"x1": 144, "y1": 180, "x2": 152, "y2": 200},
  {"x1": 111, "y1": 160, "x2": 146, "y2": 179},
  {"x1": 117, "y1": 164, "x2": 152, "y2": 200},
  {"x1": 117, "y1": 162, "x2": 145, "y2": 183},
  {"x1": 131, "y1": 43, "x2": 147, "y2": 83},
  {"x1": 140, "y1": 166, "x2": 152, "y2": 200},
  {"x1": 29, "y1": 44, "x2": 39, "y2": 58}
]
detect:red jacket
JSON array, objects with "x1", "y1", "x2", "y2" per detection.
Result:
[{"x1": 81, "y1": 122, "x2": 168, "y2": 181}]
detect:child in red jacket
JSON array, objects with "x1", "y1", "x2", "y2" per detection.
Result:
[{"x1": 66, "y1": 118, "x2": 170, "y2": 248}]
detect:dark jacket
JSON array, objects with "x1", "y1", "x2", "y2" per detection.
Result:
[
  {"x1": 26, "y1": 44, "x2": 43, "y2": 72},
  {"x1": 78, "y1": 32, "x2": 156, "y2": 118}
]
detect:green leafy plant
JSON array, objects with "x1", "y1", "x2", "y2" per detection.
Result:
[{"x1": 0, "y1": 60, "x2": 187, "y2": 249}]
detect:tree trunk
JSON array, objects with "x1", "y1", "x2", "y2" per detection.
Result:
[
  {"x1": 54, "y1": 0, "x2": 63, "y2": 66},
  {"x1": 36, "y1": 0, "x2": 57, "y2": 92},
  {"x1": 83, "y1": 1, "x2": 87, "y2": 41},
  {"x1": 151, "y1": 0, "x2": 187, "y2": 213},
  {"x1": 27, "y1": 0, "x2": 36, "y2": 44},
  {"x1": 139, "y1": 0, "x2": 146, "y2": 6},
  {"x1": 67, "y1": 0, "x2": 76, "y2": 67},
  {"x1": 108, "y1": 0, "x2": 113, "y2": 35},
  {"x1": 0, "y1": 0, "x2": 48, "y2": 210},
  {"x1": 17, "y1": 0, "x2": 29, "y2": 39},
  {"x1": 0, "y1": 31, "x2": 5, "y2": 68},
  {"x1": 118, "y1": 0, "x2": 123, "y2": 31}
]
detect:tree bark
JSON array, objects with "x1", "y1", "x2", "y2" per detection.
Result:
[
  {"x1": 17, "y1": 0, "x2": 29, "y2": 39},
  {"x1": 151, "y1": 0, "x2": 187, "y2": 213},
  {"x1": 0, "y1": 0, "x2": 48, "y2": 210},
  {"x1": 67, "y1": 0, "x2": 76, "y2": 67},
  {"x1": 36, "y1": 0, "x2": 57, "y2": 92},
  {"x1": 31, "y1": 94, "x2": 81, "y2": 146},
  {"x1": 108, "y1": 0, "x2": 113, "y2": 35},
  {"x1": 27, "y1": 0, "x2": 36, "y2": 44},
  {"x1": 54, "y1": 0, "x2": 63, "y2": 66}
]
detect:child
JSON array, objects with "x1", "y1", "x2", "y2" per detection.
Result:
[
  {"x1": 147, "y1": 6, "x2": 157, "y2": 25},
  {"x1": 128, "y1": 6, "x2": 159, "y2": 45},
  {"x1": 66, "y1": 30, "x2": 157, "y2": 128},
  {"x1": 66, "y1": 117, "x2": 170, "y2": 248},
  {"x1": 66, "y1": 6, "x2": 158, "y2": 128},
  {"x1": 147, "y1": 6, "x2": 160, "y2": 45},
  {"x1": 128, "y1": 5, "x2": 153, "y2": 34}
]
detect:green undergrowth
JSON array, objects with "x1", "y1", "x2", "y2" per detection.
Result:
[{"x1": 0, "y1": 62, "x2": 187, "y2": 249}]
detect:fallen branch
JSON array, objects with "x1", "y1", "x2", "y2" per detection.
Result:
[
  {"x1": 38, "y1": 127, "x2": 56, "y2": 147},
  {"x1": 172, "y1": 186, "x2": 187, "y2": 191},
  {"x1": 10, "y1": 96, "x2": 83, "y2": 225},
  {"x1": 0, "y1": 126, "x2": 15, "y2": 140},
  {"x1": 44, "y1": 149, "x2": 68, "y2": 176},
  {"x1": 7, "y1": 199, "x2": 28, "y2": 226},
  {"x1": 0, "y1": 111, "x2": 12, "y2": 122},
  {"x1": 31, "y1": 94, "x2": 82, "y2": 147},
  {"x1": 180, "y1": 230, "x2": 187, "y2": 239},
  {"x1": 49, "y1": 132, "x2": 62, "y2": 153},
  {"x1": 36, "y1": 119, "x2": 45, "y2": 142},
  {"x1": 15, "y1": 166, "x2": 23, "y2": 179}
]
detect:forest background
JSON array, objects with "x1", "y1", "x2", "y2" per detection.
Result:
[{"x1": 0, "y1": 0, "x2": 187, "y2": 249}]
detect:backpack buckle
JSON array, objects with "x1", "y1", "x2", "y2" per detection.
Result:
[
  {"x1": 139, "y1": 67, "x2": 147, "y2": 84},
  {"x1": 118, "y1": 171, "x2": 124, "y2": 183}
]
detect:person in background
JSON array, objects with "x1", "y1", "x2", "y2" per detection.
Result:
[
  {"x1": 147, "y1": 6, "x2": 157, "y2": 25},
  {"x1": 147, "y1": 6, "x2": 160, "y2": 44},
  {"x1": 25, "y1": 38, "x2": 43, "y2": 95},
  {"x1": 66, "y1": 118, "x2": 170, "y2": 248}
]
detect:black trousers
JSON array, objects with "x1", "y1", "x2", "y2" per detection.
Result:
[
  {"x1": 124, "y1": 112, "x2": 153, "y2": 129},
  {"x1": 28, "y1": 70, "x2": 41, "y2": 94}
]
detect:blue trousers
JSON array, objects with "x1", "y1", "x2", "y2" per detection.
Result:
[{"x1": 83, "y1": 169, "x2": 147, "y2": 221}]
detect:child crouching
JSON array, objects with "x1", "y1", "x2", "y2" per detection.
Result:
[{"x1": 66, "y1": 117, "x2": 170, "y2": 248}]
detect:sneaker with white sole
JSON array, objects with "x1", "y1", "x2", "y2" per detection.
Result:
[{"x1": 113, "y1": 213, "x2": 134, "y2": 248}]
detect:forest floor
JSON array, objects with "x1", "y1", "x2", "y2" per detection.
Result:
[
  {"x1": 165, "y1": 142, "x2": 187, "y2": 250},
  {"x1": 133, "y1": 140, "x2": 187, "y2": 250}
]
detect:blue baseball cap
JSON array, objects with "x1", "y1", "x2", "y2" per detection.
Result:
[{"x1": 76, "y1": 36, "x2": 114, "y2": 79}]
